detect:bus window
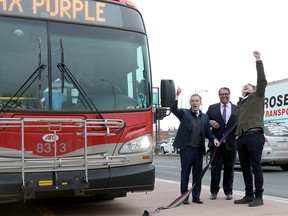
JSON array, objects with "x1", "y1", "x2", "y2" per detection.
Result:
[
  {"x1": 49, "y1": 22, "x2": 151, "y2": 111},
  {"x1": 0, "y1": 17, "x2": 48, "y2": 110},
  {"x1": 0, "y1": 18, "x2": 151, "y2": 112}
]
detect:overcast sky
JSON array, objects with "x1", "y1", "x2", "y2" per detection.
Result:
[{"x1": 132, "y1": 0, "x2": 288, "y2": 130}]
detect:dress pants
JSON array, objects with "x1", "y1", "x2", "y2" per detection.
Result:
[
  {"x1": 180, "y1": 146, "x2": 203, "y2": 200},
  {"x1": 210, "y1": 144, "x2": 236, "y2": 195},
  {"x1": 236, "y1": 131, "x2": 265, "y2": 198}
]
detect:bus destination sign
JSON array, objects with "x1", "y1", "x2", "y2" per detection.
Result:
[{"x1": 0, "y1": 0, "x2": 123, "y2": 27}]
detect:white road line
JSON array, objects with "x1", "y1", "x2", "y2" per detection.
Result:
[{"x1": 155, "y1": 165, "x2": 178, "y2": 169}]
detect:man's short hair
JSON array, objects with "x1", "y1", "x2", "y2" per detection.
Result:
[
  {"x1": 218, "y1": 87, "x2": 230, "y2": 95},
  {"x1": 247, "y1": 83, "x2": 256, "y2": 91}
]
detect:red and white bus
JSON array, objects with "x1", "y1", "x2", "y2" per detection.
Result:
[{"x1": 0, "y1": 0, "x2": 174, "y2": 201}]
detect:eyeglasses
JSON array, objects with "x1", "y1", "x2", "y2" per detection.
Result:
[{"x1": 219, "y1": 93, "x2": 230, "y2": 96}]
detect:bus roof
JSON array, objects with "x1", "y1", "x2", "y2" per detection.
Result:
[{"x1": 108, "y1": 0, "x2": 137, "y2": 8}]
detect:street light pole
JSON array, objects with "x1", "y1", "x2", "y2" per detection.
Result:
[{"x1": 196, "y1": 89, "x2": 208, "y2": 97}]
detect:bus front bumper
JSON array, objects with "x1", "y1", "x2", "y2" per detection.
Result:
[{"x1": 0, "y1": 163, "x2": 155, "y2": 201}]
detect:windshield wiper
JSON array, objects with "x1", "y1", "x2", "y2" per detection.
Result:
[
  {"x1": 56, "y1": 39, "x2": 104, "y2": 120},
  {"x1": 0, "y1": 38, "x2": 46, "y2": 115}
]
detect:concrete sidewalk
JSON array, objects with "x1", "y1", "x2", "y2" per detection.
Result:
[{"x1": 107, "y1": 178, "x2": 288, "y2": 216}]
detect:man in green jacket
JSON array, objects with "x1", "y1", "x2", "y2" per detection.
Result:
[{"x1": 234, "y1": 51, "x2": 267, "y2": 207}]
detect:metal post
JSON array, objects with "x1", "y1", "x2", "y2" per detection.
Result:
[{"x1": 157, "y1": 118, "x2": 161, "y2": 143}]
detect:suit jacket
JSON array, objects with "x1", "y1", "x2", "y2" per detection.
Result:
[
  {"x1": 206, "y1": 102, "x2": 237, "y2": 151},
  {"x1": 171, "y1": 100, "x2": 216, "y2": 155}
]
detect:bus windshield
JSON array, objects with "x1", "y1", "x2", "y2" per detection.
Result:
[{"x1": 0, "y1": 16, "x2": 151, "y2": 112}]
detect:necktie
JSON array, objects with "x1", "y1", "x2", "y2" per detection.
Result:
[{"x1": 222, "y1": 104, "x2": 227, "y2": 123}]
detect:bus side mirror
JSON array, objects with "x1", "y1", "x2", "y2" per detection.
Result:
[{"x1": 160, "y1": 79, "x2": 175, "y2": 107}]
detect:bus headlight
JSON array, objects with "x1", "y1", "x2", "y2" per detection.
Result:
[{"x1": 119, "y1": 135, "x2": 152, "y2": 154}]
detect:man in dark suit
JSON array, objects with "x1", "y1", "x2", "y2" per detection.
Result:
[
  {"x1": 171, "y1": 87, "x2": 219, "y2": 204},
  {"x1": 206, "y1": 87, "x2": 237, "y2": 201}
]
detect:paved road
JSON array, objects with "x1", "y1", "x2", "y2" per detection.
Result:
[
  {"x1": 1, "y1": 179, "x2": 288, "y2": 216},
  {"x1": 154, "y1": 154, "x2": 288, "y2": 198},
  {"x1": 1, "y1": 154, "x2": 287, "y2": 215}
]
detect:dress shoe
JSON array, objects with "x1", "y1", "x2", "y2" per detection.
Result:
[
  {"x1": 226, "y1": 194, "x2": 233, "y2": 200},
  {"x1": 210, "y1": 194, "x2": 217, "y2": 200},
  {"x1": 248, "y1": 197, "x2": 263, "y2": 207},
  {"x1": 192, "y1": 198, "x2": 203, "y2": 204},
  {"x1": 234, "y1": 195, "x2": 254, "y2": 204},
  {"x1": 182, "y1": 199, "x2": 190, "y2": 205}
]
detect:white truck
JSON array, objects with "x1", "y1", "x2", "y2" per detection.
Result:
[
  {"x1": 262, "y1": 78, "x2": 288, "y2": 170},
  {"x1": 264, "y1": 78, "x2": 288, "y2": 125}
]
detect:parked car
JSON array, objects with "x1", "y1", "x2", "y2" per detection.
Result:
[
  {"x1": 242, "y1": 122, "x2": 288, "y2": 171},
  {"x1": 160, "y1": 137, "x2": 179, "y2": 154},
  {"x1": 205, "y1": 122, "x2": 288, "y2": 171}
]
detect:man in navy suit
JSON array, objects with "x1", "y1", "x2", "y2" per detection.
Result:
[
  {"x1": 171, "y1": 87, "x2": 219, "y2": 204},
  {"x1": 206, "y1": 87, "x2": 237, "y2": 201}
]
